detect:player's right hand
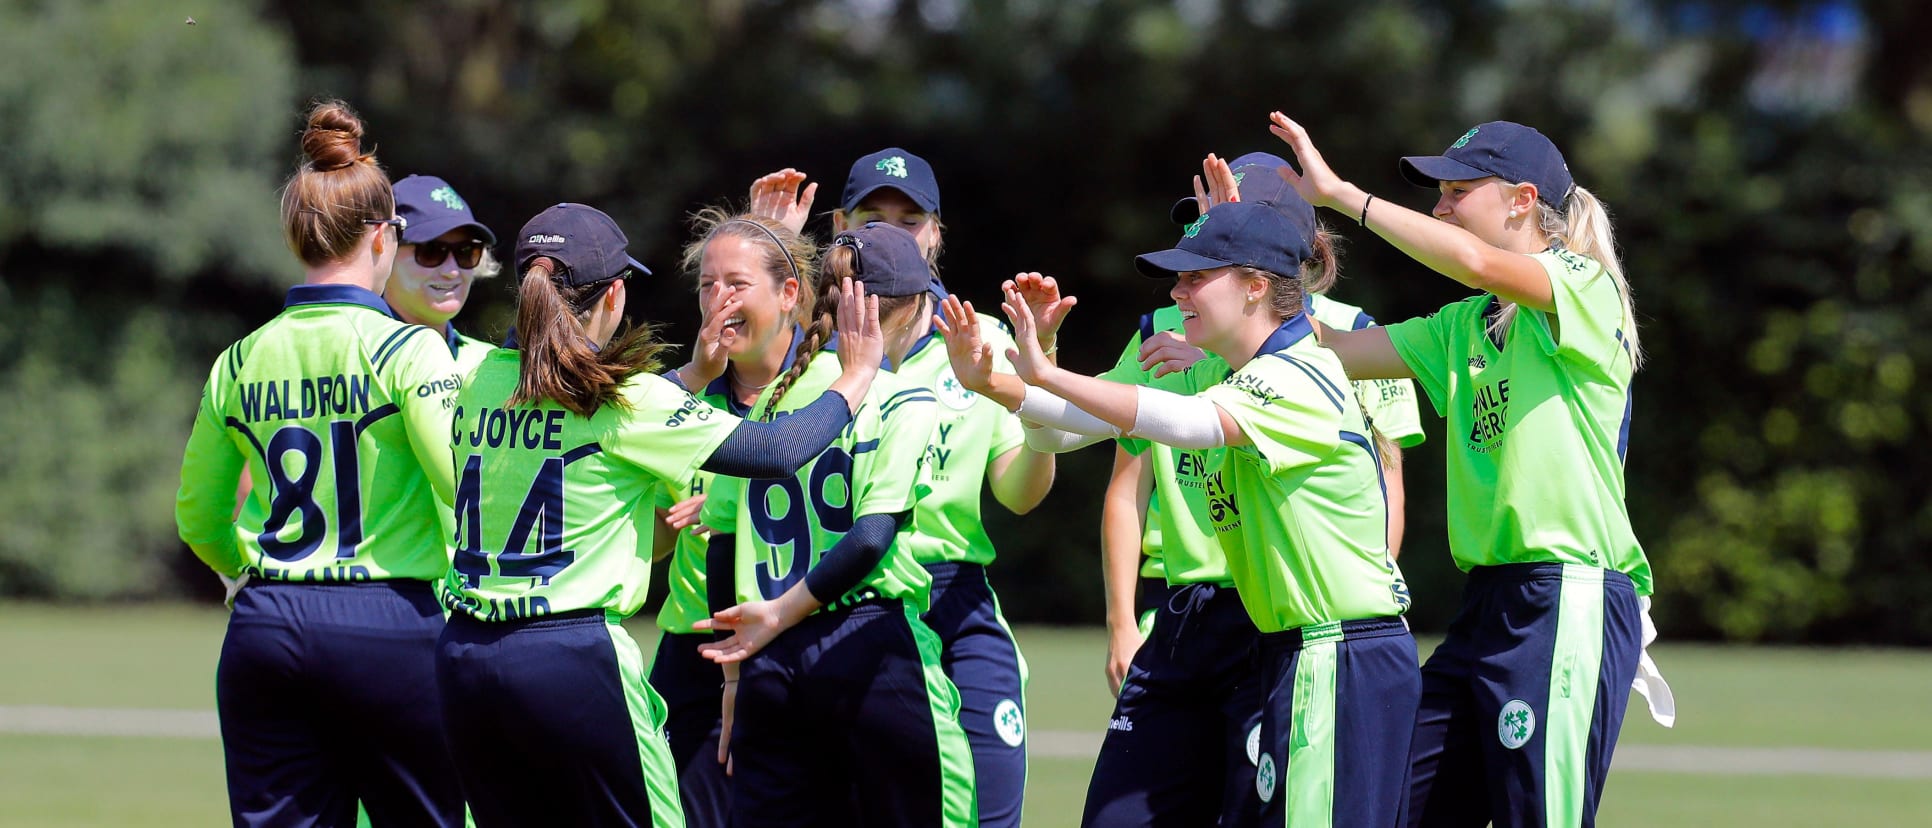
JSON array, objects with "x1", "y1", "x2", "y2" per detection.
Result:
[
  {"x1": 1105, "y1": 625, "x2": 1144, "y2": 697},
  {"x1": 934, "y1": 295, "x2": 996, "y2": 393},
  {"x1": 833, "y1": 277, "x2": 884, "y2": 381},
  {"x1": 748, "y1": 168, "x2": 817, "y2": 236},
  {"x1": 218, "y1": 572, "x2": 249, "y2": 609},
  {"x1": 1138, "y1": 330, "x2": 1207, "y2": 378}
]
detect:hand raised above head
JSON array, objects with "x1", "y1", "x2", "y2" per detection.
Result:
[{"x1": 748, "y1": 168, "x2": 818, "y2": 235}]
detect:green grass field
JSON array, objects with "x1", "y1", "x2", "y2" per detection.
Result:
[{"x1": 2, "y1": 604, "x2": 1930, "y2": 826}]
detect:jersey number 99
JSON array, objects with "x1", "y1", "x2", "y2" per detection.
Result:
[{"x1": 749, "y1": 447, "x2": 854, "y2": 598}]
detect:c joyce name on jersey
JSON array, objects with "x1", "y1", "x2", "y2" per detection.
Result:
[{"x1": 456, "y1": 405, "x2": 568, "y2": 451}]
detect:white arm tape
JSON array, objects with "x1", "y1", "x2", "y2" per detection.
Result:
[
  {"x1": 1017, "y1": 385, "x2": 1121, "y2": 437},
  {"x1": 1021, "y1": 423, "x2": 1113, "y2": 454},
  {"x1": 1128, "y1": 386, "x2": 1227, "y2": 449}
]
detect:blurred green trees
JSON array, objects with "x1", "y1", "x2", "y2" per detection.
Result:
[{"x1": 3, "y1": 0, "x2": 1928, "y2": 643}]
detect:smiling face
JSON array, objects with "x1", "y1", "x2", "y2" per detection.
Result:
[
  {"x1": 698, "y1": 234, "x2": 800, "y2": 361},
  {"x1": 385, "y1": 228, "x2": 482, "y2": 328},
  {"x1": 1431, "y1": 176, "x2": 1540, "y2": 250},
  {"x1": 1168, "y1": 265, "x2": 1265, "y2": 358},
  {"x1": 835, "y1": 188, "x2": 942, "y2": 259}
]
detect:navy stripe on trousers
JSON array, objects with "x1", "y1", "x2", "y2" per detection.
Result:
[
  {"x1": 218, "y1": 580, "x2": 464, "y2": 828},
  {"x1": 1406, "y1": 563, "x2": 1642, "y2": 828},
  {"x1": 651, "y1": 631, "x2": 728, "y2": 828},
  {"x1": 1082, "y1": 582, "x2": 1266, "y2": 828},
  {"x1": 922, "y1": 562, "x2": 1027, "y2": 828}
]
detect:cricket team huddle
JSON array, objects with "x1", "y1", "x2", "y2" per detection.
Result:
[{"x1": 175, "y1": 97, "x2": 1670, "y2": 828}]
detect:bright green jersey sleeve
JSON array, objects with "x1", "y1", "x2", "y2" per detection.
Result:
[
  {"x1": 1307, "y1": 293, "x2": 1426, "y2": 448},
  {"x1": 1383, "y1": 249, "x2": 1649, "y2": 594},
  {"x1": 654, "y1": 382, "x2": 733, "y2": 635},
  {"x1": 1197, "y1": 321, "x2": 1408, "y2": 632},
  {"x1": 706, "y1": 351, "x2": 938, "y2": 613},
  {"x1": 896, "y1": 316, "x2": 1025, "y2": 566},
  {"x1": 175, "y1": 287, "x2": 462, "y2": 584},
  {"x1": 1099, "y1": 306, "x2": 1234, "y2": 586},
  {"x1": 440, "y1": 352, "x2": 742, "y2": 621}
]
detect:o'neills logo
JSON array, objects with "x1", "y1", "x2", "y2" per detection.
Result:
[{"x1": 526, "y1": 234, "x2": 566, "y2": 244}]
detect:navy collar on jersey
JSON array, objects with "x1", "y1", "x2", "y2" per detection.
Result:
[
  {"x1": 706, "y1": 324, "x2": 804, "y2": 416},
  {"x1": 442, "y1": 324, "x2": 464, "y2": 358},
  {"x1": 1251, "y1": 312, "x2": 1315, "y2": 360},
  {"x1": 284, "y1": 284, "x2": 397, "y2": 318}
]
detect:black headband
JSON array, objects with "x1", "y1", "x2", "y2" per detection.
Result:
[{"x1": 720, "y1": 219, "x2": 802, "y2": 286}]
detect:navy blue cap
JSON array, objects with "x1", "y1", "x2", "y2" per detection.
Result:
[
  {"x1": 1400, "y1": 121, "x2": 1574, "y2": 207},
  {"x1": 393, "y1": 175, "x2": 496, "y2": 245},
  {"x1": 832, "y1": 222, "x2": 931, "y2": 297},
  {"x1": 1169, "y1": 152, "x2": 1299, "y2": 224},
  {"x1": 513, "y1": 203, "x2": 650, "y2": 288},
  {"x1": 1136, "y1": 201, "x2": 1313, "y2": 280},
  {"x1": 842, "y1": 148, "x2": 940, "y2": 214}
]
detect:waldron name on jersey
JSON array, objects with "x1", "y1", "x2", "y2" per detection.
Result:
[{"x1": 238, "y1": 374, "x2": 374, "y2": 423}]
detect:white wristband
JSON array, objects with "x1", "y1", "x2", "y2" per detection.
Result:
[
  {"x1": 1017, "y1": 385, "x2": 1122, "y2": 437},
  {"x1": 1128, "y1": 386, "x2": 1226, "y2": 449}
]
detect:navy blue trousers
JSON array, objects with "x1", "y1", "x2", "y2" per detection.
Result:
[
  {"x1": 1256, "y1": 617, "x2": 1420, "y2": 828},
  {"x1": 217, "y1": 580, "x2": 464, "y2": 828},
  {"x1": 1407, "y1": 563, "x2": 1642, "y2": 828},
  {"x1": 731, "y1": 597, "x2": 976, "y2": 828},
  {"x1": 437, "y1": 609, "x2": 683, "y2": 828},
  {"x1": 651, "y1": 631, "x2": 728, "y2": 828},
  {"x1": 921, "y1": 562, "x2": 1027, "y2": 828},
  {"x1": 1082, "y1": 582, "x2": 1266, "y2": 828}
]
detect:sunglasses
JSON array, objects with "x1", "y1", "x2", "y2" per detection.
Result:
[
  {"x1": 363, "y1": 215, "x2": 407, "y2": 237},
  {"x1": 412, "y1": 239, "x2": 488, "y2": 269}
]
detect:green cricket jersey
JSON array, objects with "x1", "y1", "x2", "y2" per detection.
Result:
[
  {"x1": 1384, "y1": 247, "x2": 1650, "y2": 594},
  {"x1": 1195, "y1": 314, "x2": 1409, "y2": 632},
  {"x1": 447, "y1": 325, "x2": 494, "y2": 377},
  {"x1": 895, "y1": 315, "x2": 1027, "y2": 567},
  {"x1": 440, "y1": 349, "x2": 742, "y2": 622},
  {"x1": 652, "y1": 360, "x2": 771, "y2": 635},
  {"x1": 1307, "y1": 294, "x2": 1426, "y2": 449},
  {"x1": 176, "y1": 285, "x2": 462, "y2": 583},
  {"x1": 701, "y1": 349, "x2": 938, "y2": 613},
  {"x1": 1100, "y1": 305, "x2": 1233, "y2": 586}
]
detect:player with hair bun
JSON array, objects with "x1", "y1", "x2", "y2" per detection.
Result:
[
  {"x1": 1267, "y1": 113, "x2": 1664, "y2": 827},
  {"x1": 175, "y1": 99, "x2": 468, "y2": 827}
]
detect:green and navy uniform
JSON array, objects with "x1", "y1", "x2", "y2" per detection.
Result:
[
  {"x1": 1387, "y1": 248, "x2": 1646, "y2": 828},
  {"x1": 436, "y1": 349, "x2": 753, "y2": 828},
  {"x1": 647, "y1": 344, "x2": 802, "y2": 828},
  {"x1": 1084, "y1": 304, "x2": 1261, "y2": 828},
  {"x1": 1197, "y1": 312, "x2": 1419, "y2": 828},
  {"x1": 444, "y1": 325, "x2": 494, "y2": 377},
  {"x1": 1307, "y1": 293, "x2": 1426, "y2": 451},
  {"x1": 175, "y1": 284, "x2": 466, "y2": 828},
  {"x1": 702, "y1": 347, "x2": 978, "y2": 828},
  {"x1": 894, "y1": 311, "x2": 1032, "y2": 828}
]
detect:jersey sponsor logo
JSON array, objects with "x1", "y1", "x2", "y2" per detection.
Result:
[
  {"x1": 1498, "y1": 699, "x2": 1535, "y2": 749},
  {"x1": 1172, "y1": 449, "x2": 1212, "y2": 486},
  {"x1": 664, "y1": 395, "x2": 714, "y2": 428},
  {"x1": 238, "y1": 374, "x2": 372, "y2": 423},
  {"x1": 925, "y1": 421, "x2": 959, "y2": 481},
  {"x1": 875, "y1": 156, "x2": 909, "y2": 178},
  {"x1": 1204, "y1": 471, "x2": 1241, "y2": 533},
  {"x1": 1370, "y1": 378, "x2": 1408, "y2": 405},
  {"x1": 935, "y1": 366, "x2": 977, "y2": 411},
  {"x1": 1106, "y1": 715, "x2": 1134, "y2": 732},
  {"x1": 1255, "y1": 752, "x2": 1278, "y2": 803},
  {"x1": 1225, "y1": 373, "x2": 1282, "y2": 406},
  {"x1": 993, "y1": 698, "x2": 1025, "y2": 747},
  {"x1": 1466, "y1": 378, "x2": 1510, "y2": 452},
  {"x1": 1468, "y1": 354, "x2": 1487, "y2": 369},
  {"x1": 429, "y1": 186, "x2": 466, "y2": 211},
  {"x1": 417, "y1": 374, "x2": 461, "y2": 398},
  {"x1": 458, "y1": 406, "x2": 567, "y2": 450}
]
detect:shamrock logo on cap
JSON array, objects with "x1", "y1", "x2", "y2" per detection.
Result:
[
  {"x1": 1183, "y1": 213, "x2": 1210, "y2": 239},
  {"x1": 1451, "y1": 127, "x2": 1480, "y2": 149},
  {"x1": 876, "y1": 156, "x2": 909, "y2": 179},
  {"x1": 430, "y1": 186, "x2": 467, "y2": 211}
]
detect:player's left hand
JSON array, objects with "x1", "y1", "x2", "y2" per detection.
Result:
[
  {"x1": 666, "y1": 495, "x2": 707, "y2": 532},
  {"x1": 1194, "y1": 152, "x2": 1242, "y2": 211},
  {"x1": 1004, "y1": 272, "x2": 1077, "y2": 352},
  {"x1": 934, "y1": 295, "x2": 997, "y2": 393},
  {"x1": 748, "y1": 168, "x2": 817, "y2": 235},
  {"x1": 695, "y1": 600, "x2": 787, "y2": 663},
  {"x1": 1000, "y1": 283, "x2": 1056, "y2": 386},
  {"x1": 1138, "y1": 330, "x2": 1208, "y2": 378}
]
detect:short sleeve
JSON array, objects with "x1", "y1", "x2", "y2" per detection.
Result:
[
  {"x1": 1198, "y1": 353, "x2": 1344, "y2": 477},
  {"x1": 1384, "y1": 300, "x2": 1474, "y2": 418},
  {"x1": 699, "y1": 473, "x2": 743, "y2": 535},
  {"x1": 1529, "y1": 249, "x2": 1628, "y2": 371},
  {"x1": 383, "y1": 327, "x2": 464, "y2": 504},
  {"x1": 605, "y1": 373, "x2": 743, "y2": 492},
  {"x1": 852, "y1": 385, "x2": 939, "y2": 517}
]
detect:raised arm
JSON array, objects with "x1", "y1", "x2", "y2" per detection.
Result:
[{"x1": 1268, "y1": 112, "x2": 1556, "y2": 312}]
